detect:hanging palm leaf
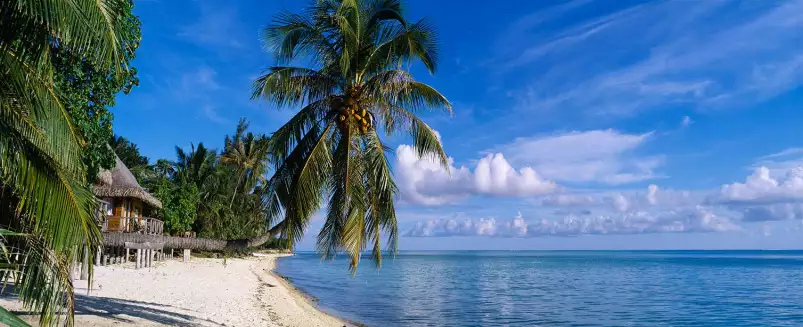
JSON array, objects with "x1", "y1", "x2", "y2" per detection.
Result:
[{"x1": 0, "y1": 0, "x2": 132, "y2": 325}]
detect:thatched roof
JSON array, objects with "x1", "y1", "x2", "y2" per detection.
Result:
[{"x1": 92, "y1": 155, "x2": 162, "y2": 209}]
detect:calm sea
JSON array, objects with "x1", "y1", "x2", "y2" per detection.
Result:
[{"x1": 275, "y1": 250, "x2": 803, "y2": 326}]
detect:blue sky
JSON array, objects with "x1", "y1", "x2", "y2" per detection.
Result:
[{"x1": 115, "y1": 0, "x2": 803, "y2": 250}]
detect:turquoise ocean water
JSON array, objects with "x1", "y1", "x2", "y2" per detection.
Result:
[{"x1": 275, "y1": 250, "x2": 803, "y2": 326}]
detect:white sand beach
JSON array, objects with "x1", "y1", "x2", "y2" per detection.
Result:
[{"x1": 0, "y1": 254, "x2": 347, "y2": 327}]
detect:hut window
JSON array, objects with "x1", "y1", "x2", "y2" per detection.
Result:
[{"x1": 98, "y1": 200, "x2": 109, "y2": 216}]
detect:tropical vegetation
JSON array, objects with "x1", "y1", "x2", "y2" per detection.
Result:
[
  {"x1": 114, "y1": 119, "x2": 271, "y2": 240},
  {"x1": 253, "y1": 0, "x2": 451, "y2": 272},
  {"x1": 0, "y1": 0, "x2": 138, "y2": 326}
]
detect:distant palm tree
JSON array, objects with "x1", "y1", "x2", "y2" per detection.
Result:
[
  {"x1": 0, "y1": 0, "x2": 131, "y2": 325},
  {"x1": 252, "y1": 0, "x2": 451, "y2": 271},
  {"x1": 110, "y1": 135, "x2": 151, "y2": 181},
  {"x1": 174, "y1": 143, "x2": 217, "y2": 190},
  {"x1": 221, "y1": 119, "x2": 271, "y2": 207},
  {"x1": 110, "y1": 135, "x2": 149, "y2": 168}
]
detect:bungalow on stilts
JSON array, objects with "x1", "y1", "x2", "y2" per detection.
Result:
[{"x1": 92, "y1": 155, "x2": 168, "y2": 268}]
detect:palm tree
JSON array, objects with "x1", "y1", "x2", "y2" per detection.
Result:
[
  {"x1": 0, "y1": 0, "x2": 131, "y2": 325},
  {"x1": 220, "y1": 119, "x2": 271, "y2": 208},
  {"x1": 252, "y1": 0, "x2": 451, "y2": 272},
  {"x1": 110, "y1": 135, "x2": 151, "y2": 181},
  {"x1": 109, "y1": 135, "x2": 149, "y2": 169},
  {"x1": 174, "y1": 143, "x2": 217, "y2": 190}
]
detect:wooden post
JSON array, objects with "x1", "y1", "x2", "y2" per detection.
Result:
[
  {"x1": 183, "y1": 249, "x2": 191, "y2": 262},
  {"x1": 125, "y1": 248, "x2": 130, "y2": 263},
  {"x1": 95, "y1": 246, "x2": 101, "y2": 266},
  {"x1": 170, "y1": 249, "x2": 174, "y2": 259},
  {"x1": 135, "y1": 249, "x2": 141, "y2": 269},
  {"x1": 79, "y1": 248, "x2": 89, "y2": 280}
]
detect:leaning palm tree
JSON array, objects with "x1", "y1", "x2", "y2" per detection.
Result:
[
  {"x1": 252, "y1": 0, "x2": 451, "y2": 272},
  {"x1": 0, "y1": 0, "x2": 131, "y2": 325}
]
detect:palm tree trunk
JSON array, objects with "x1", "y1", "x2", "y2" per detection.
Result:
[
  {"x1": 102, "y1": 220, "x2": 287, "y2": 251},
  {"x1": 102, "y1": 231, "x2": 270, "y2": 250},
  {"x1": 229, "y1": 172, "x2": 244, "y2": 208}
]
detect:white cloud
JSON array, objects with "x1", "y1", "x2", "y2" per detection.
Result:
[
  {"x1": 752, "y1": 148, "x2": 803, "y2": 177},
  {"x1": 681, "y1": 116, "x2": 693, "y2": 128},
  {"x1": 395, "y1": 145, "x2": 558, "y2": 206},
  {"x1": 406, "y1": 208, "x2": 738, "y2": 238},
  {"x1": 488, "y1": 129, "x2": 663, "y2": 185},
  {"x1": 717, "y1": 167, "x2": 803, "y2": 205},
  {"x1": 709, "y1": 165, "x2": 803, "y2": 222}
]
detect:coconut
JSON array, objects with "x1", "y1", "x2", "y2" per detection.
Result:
[{"x1": 339, "y1": 115, "x2": 346, "y2": 121}]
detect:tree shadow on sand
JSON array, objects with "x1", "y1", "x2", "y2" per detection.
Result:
[
  {"x1": 2, "y1": 289, "x2": 226, "y2": 327},
  {"x1": 74, "y1": 294, "x2": 226, "y2": 327}
]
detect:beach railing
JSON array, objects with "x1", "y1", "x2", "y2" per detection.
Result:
[{"x1": 102, "y1": 216, "x2": 164, "y2": 235}]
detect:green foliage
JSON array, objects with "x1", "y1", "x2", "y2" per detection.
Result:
[
  {"x1": 260, "y1": 237, "x2": 291, "y2": 250},
  {"x1": 52, "y1": 0, "x2": 142, "y2": 182},
  {"x1": 110, "y1": 135, "x2": 149, "y2": 168},
  {"x1": 0, "y1": 0, "x2": 134, "y2": 325},
  {"x1": 191, "y1": 122, "x2": 271, "y2": 240},
  {"x1": 253, "y1": 0, "x2": 451, "y2": 272},
  {"x1": 150, "y1": 178, "x2": 200, "y2": 235},
  {"x1": 116, "y1": 119, "x2": 272, "y2": 241}
]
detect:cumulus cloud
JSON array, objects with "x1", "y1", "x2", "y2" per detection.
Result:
[
  {"x1": 710, "y1": 166, "x2": 803, "y2": 222},
  {"x1": 406, "y1": 208, "x2": 738, "y2": 238},
  {"x1": 716, "y1": 167, "x2": 803, "y2": 205},
  {"x1": 488, "y1": 130, "x2": 663, "y2": 185},
  {"x1": 395, "y1": 145, "x2": 558, "y2": 206}
]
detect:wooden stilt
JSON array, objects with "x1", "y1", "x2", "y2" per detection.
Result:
[
  {"x1": 79, "y1": 248, "x2": 89, "y2": 280},
  {"x1": 126, "y1": 248, "x2": 130, "y2": 263},
  {"x1": 135, "y1": 249, "x2": 141, "y2": 269},
  {"x1": 95, "y1": 246, "x2": 101, "y2": 266}
]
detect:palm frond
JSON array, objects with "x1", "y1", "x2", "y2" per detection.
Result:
[
  {"x1": 251, "y1": 66, "x2": 339, "y2": 107},
  {"x1": 263, "y1": 11, "x2": 339, "y2": 66},
  {"x1": 364, "y1": 70, "x2": 451, "y2": 113},
  {"x1": 362, "y1": 132, "x2": 397, "y2": 266},
  {"x1": 376, "y1": 103, "x2": 448, "y2": 168},
  {"x1": 362, "y1": 18, "x2": 439, "y2": 75},
  {"x1": 0, "y1": 0, "x2": 131, "y2": 75}
]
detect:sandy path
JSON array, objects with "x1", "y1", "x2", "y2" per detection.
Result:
[{"x1": 0, "y1": 254, "x2": 346, "y2": 327}]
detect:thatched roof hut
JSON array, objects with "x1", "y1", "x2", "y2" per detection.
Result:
[{"x1": 92, "y1": 155, "x2": 162, "y2": 209}]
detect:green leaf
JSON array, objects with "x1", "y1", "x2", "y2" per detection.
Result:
[{"x1": 0, "y1": 306, "x2": 31, "y2": 327}]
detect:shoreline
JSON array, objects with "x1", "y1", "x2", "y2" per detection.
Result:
[
  {"x1": 0, "y1": 254, "x2": 347, "y2": 327},
  {"x1": 270, "y1": 257, "x2": 365, "y2": 327}
]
